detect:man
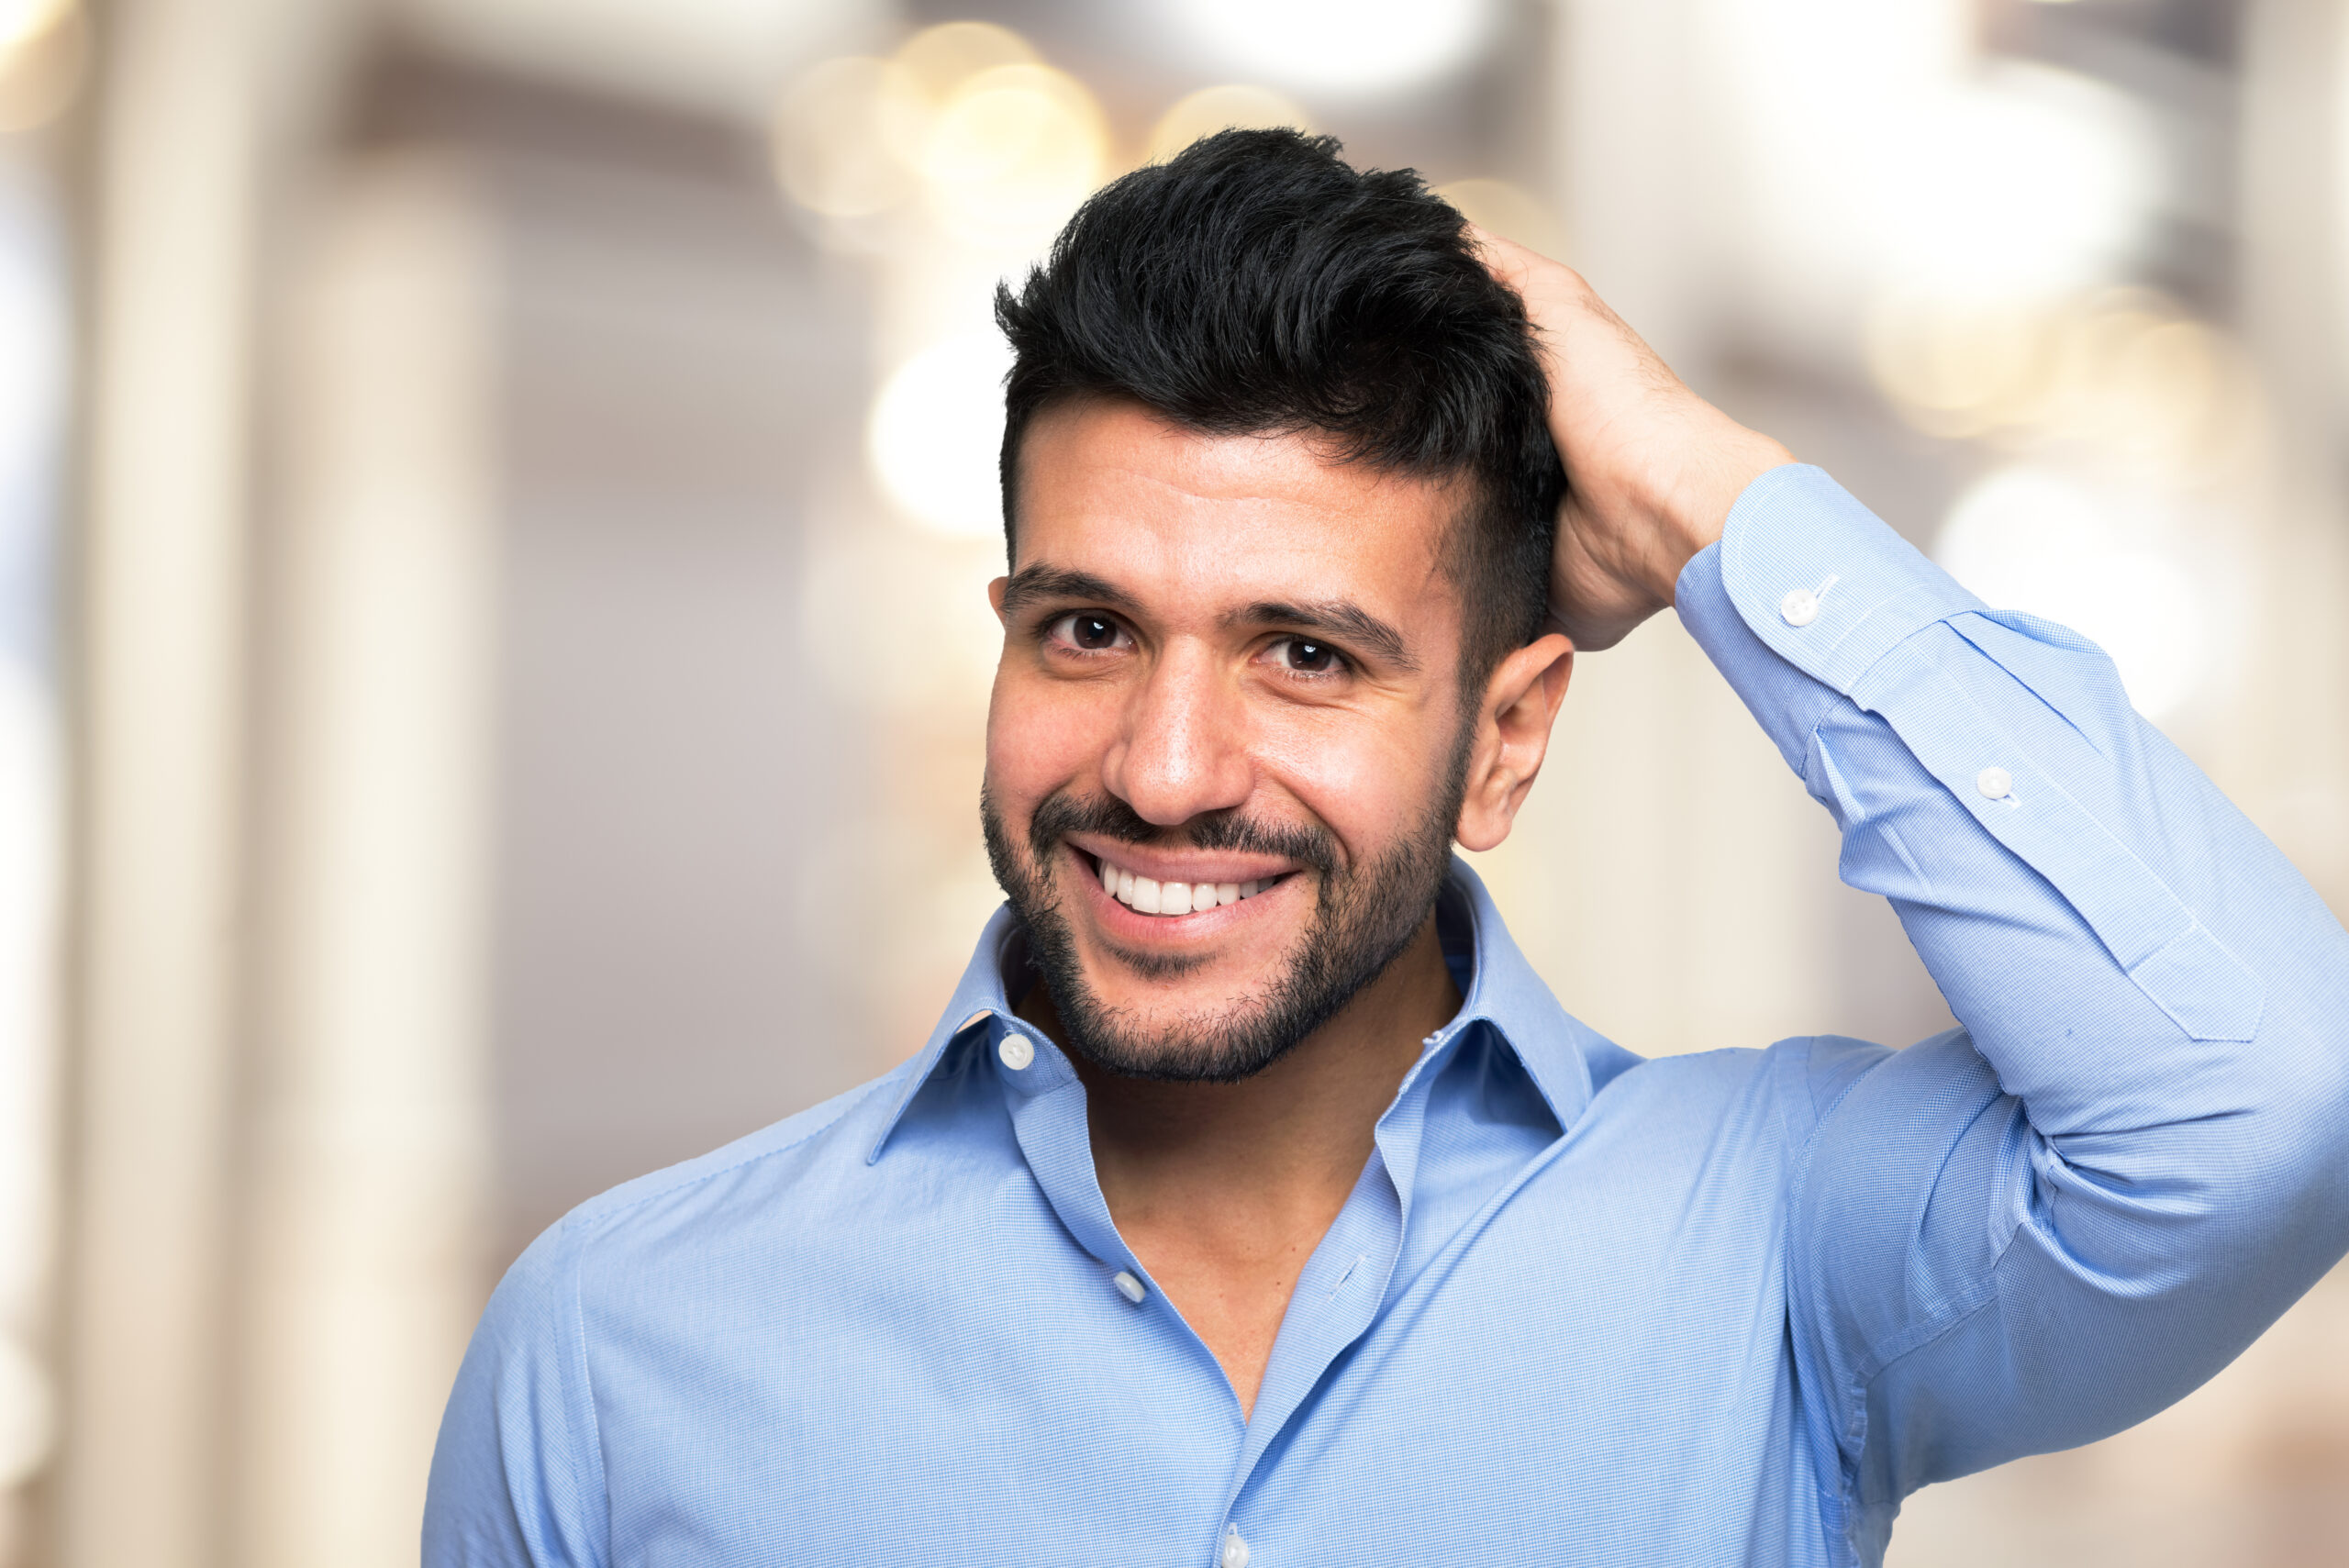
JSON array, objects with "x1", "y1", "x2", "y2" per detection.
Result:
[{"x1": 425, "y1": 131, "x2": 2349, "y2": 1566}]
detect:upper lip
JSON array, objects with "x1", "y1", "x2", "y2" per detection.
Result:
[{"x1": 1064, "y1": 833, "x2": 1298, "y2": 887}]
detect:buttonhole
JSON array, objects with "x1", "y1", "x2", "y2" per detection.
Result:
[{"x1": 1327, "y1": 1252, "x2": 1367, "y2": 1299}]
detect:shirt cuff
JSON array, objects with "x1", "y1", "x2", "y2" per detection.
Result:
[
  {"x1": 1674, "y1": 464, "x2": 1983, "y2": 760},
  {"x1": 1716, "y1": 464, "x2": 1984, "y2": 689},
  {"x1": 1675, "y1": 466, "x2": 1932, "y2": 768}
]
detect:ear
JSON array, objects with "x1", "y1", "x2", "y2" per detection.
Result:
[
  {"x1": 988, "y1": 575, "x2": 1009, "y2": 624},
  {"x1": 1455, "y1": 633, "x2": 1574, "y2": 852}
]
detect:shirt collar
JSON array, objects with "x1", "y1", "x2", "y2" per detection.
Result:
[{"x1": 868, "y1": 856, "x2": 1606, "y2": 1163}]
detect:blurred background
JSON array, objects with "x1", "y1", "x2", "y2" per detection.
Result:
[{"x1": 0, "y1": 0, "x2": 2343, "y2": 1562}]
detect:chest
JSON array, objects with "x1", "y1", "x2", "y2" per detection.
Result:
[{"x1": 587, "y1": 1135, "x2": 1828, "y2": 1568}]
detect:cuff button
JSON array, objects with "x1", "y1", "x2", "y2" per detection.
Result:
[{"x1": 1778, "y1": 587, "x2": 1820, "y2": 627}]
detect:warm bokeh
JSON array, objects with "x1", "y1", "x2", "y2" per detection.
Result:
[{"x1": 1, "y1": 1, "x2": 2343, "y2": 1563}]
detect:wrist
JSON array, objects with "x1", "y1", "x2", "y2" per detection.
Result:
[{"x1": 1646, "y1": 431, "x2": 1791, "y2": 603}]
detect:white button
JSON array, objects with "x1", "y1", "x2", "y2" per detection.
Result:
[
  {"x1": 1976, "y1": 766, "x2": 2013, "y2": 800},
  {"x1": 1779, "y1": 587, "x2": 1820, "y2": 627},
  {"x1": 1221, "y1": 1526, "x2": 1250, "y2": 1568},
  {"x1": 1111, "y1": 1270, "x2": 1145, "y2": 1304},
  {"x1": 996, "y1": 1035, "x2": 1034, "y2": 1071}
]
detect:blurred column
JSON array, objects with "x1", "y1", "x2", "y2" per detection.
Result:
[
  {"x1": 60, "y1": 0, "x2": 371, "y2": 1563},
  {"x1": 0, "y1": 125, "x2": 67, "y2": 1568},
  {"x1": 232, "y1": 154, "x2": 496, "y2": 1568},
  {"x1": 2232, "y1": 0, "x2": 2349, "y2": 917},
  {"x1": 60, "y1": 0, "x2": 266, "y2": 1560}
]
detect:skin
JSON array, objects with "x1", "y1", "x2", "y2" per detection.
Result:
[{"x1": 984, "y1": 239, "x2": 1791, "y2": 1419}]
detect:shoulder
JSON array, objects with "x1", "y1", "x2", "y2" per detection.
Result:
[
  {"x1": 568, "y1": 1056, "x2": 919, "y2": 1229},
  {"x1": 487, "y1": 1047, "x2": 953, "y2": 1318}
]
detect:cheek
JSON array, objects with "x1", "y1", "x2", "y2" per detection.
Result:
[
  {"x1": 985, "y1": 666, "x2": 1121, "y2": 798},
  {"x1": 1254, "y1": 703, "x2": 1452, "y2": 854}
]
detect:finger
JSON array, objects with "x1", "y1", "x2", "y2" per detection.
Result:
[{"x1": 1465, "y1": 223, "x2": 1532, "y2": 288}]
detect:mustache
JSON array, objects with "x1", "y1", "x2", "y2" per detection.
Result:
[{"x1": 1028, "y1": 789, "x2": 1338, "y2": 879}]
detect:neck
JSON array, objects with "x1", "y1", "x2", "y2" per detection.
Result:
[
  {"x1": 1071, "y1": 914, "x2": 1458, "y2": 1198},
  {"x1": 1015, "y1": 913, "x2": 1461, "y2": 1416}
]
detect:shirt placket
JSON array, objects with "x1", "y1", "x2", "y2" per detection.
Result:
[
  {"x1": 987, "y1": 1013, "x2": 1471, "y2": 1567},
  {"x1": 1216, "y1": 1026, "x2": 1466, "y2": 1558}
]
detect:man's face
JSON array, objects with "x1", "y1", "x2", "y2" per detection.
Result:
[{"x1": 983, "y1": 397, "x2": 1475, "y2": 1082}]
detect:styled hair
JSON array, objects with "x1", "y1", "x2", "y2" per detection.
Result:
[{"x1": 994, "y1": 128, "x2": 1564, "y2": 693}]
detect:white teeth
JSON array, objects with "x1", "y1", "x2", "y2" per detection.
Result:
[{"x1": 1097, "y1": 859, "x2": 1280, "y2": 915}]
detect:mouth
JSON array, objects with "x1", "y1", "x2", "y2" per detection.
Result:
[{"x1": 1080, "y1": 848, "x2": 1294, "y2": 919}]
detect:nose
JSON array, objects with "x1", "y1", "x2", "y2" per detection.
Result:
[{"x1": 1102, "y1": 639, "x2": 1252, "y2": 827}]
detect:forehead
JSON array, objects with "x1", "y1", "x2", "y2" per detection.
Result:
[{"x1": 1012, "y1": 398, "x2": 1460, "y2": 615}]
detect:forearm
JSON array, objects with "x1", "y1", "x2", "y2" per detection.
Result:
[
  {"x1": 1676, "y1": 463, "x2": 2349, "y2": 1481},
  {"x1": 1677, "y1": 465, "x2": 2349, "y2": 1138}
]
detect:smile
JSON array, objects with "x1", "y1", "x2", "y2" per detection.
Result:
[{"x1": 1089, "y1": 852, "x2": 1289, "y2": 917}]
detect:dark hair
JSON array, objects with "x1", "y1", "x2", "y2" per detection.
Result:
[{"x1": 994, "y1": 128, "x2": 1564, "y2": 694}]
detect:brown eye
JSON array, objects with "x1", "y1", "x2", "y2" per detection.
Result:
[
  {"x1": 1047, "y1": 613, "x2": 1128, "y2": 652},
  {"x1": 1274, "y1": 638, "x2": 1343, "y2": 674}
]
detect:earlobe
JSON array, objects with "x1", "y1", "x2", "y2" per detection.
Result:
[{"x1": 1453, "y1": 634, "x2": 1575, "y2": 852}]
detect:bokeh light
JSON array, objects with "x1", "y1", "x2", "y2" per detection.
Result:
[
  {"x1": 770, "y1": 56, "x2": 925, "y2": 220},
  {"x1": 1163, "y1": 0, "x2": 1499, "y2": 97},
  {"x1": 0, "y1": 0, "x2": 79, "y2": 133},
  {"x1": 1874, "y1": 63, "x2": 2159, "y2": 304},
  {"x1": 1935, "y1": 466, "x2": 2210, "y2": 718},
  {"x1": 774, "y1": 24, "x2": 1107, "y2": 258},
  {"x1": 0, "y1": 0, "x2": 63, "y2": 59},
  {"x1": 892, "y1": 19, "x2": 1037, "y2": 102},
  {"x1": 1436, "y1": 177, "x2": 1570, "y2": 262},
  {"x1": 918, "y1": 62, "x2": 1107, "y2": 250},
  {"x1": 1145, "y1": 84, "x2": 1312, "y2": 164},
  {"x1": 867, "y1": 331, "x2": 1015, "y2": 539},
  {"x1": 1863, "y1": 291, "x2": 2046, "y2": 439},
  {"x1": 1866, "y1": 287, "x2": 2259, "y2": 481}
]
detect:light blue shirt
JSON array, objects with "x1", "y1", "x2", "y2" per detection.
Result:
[{"x1": 425, "y1": 466, "x2": 2349, "y2": 1567}]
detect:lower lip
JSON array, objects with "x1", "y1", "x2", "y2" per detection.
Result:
[{"x1": 1070, "y1": 849, "x2": 1286, "y2": 940}]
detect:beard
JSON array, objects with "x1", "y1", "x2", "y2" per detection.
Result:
[{"x1": 980, "y1": 731, "x2": 1471, "y2": 1084}]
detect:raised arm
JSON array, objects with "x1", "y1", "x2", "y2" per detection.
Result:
[{"x1": 1482, "y1": 233, "x2": 2349, "y2": 1532}]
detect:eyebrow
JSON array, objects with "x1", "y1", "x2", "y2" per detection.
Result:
[
  {"x1": 998, "y1": 565, "x2": 1140, "y2": 621},
  {"x1": 991, "y1": 561, "x2": 1137, "y2": 615}
]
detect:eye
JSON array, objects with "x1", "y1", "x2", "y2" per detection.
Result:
[
  {"x1": 1268, "y1": 637, "x2": 1346, "y2": 676},
  {"x1": 1045, "y1": 612, "x2": 1130, "y2": 653}
]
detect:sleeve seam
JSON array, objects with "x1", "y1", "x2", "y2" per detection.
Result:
[
  {"x1": 560, "y1": 1076, "x2": 890, "y2": 1244},
  {"x1": 1835, "y1": 1281, "x2": 2005, "y2": 1497}
]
